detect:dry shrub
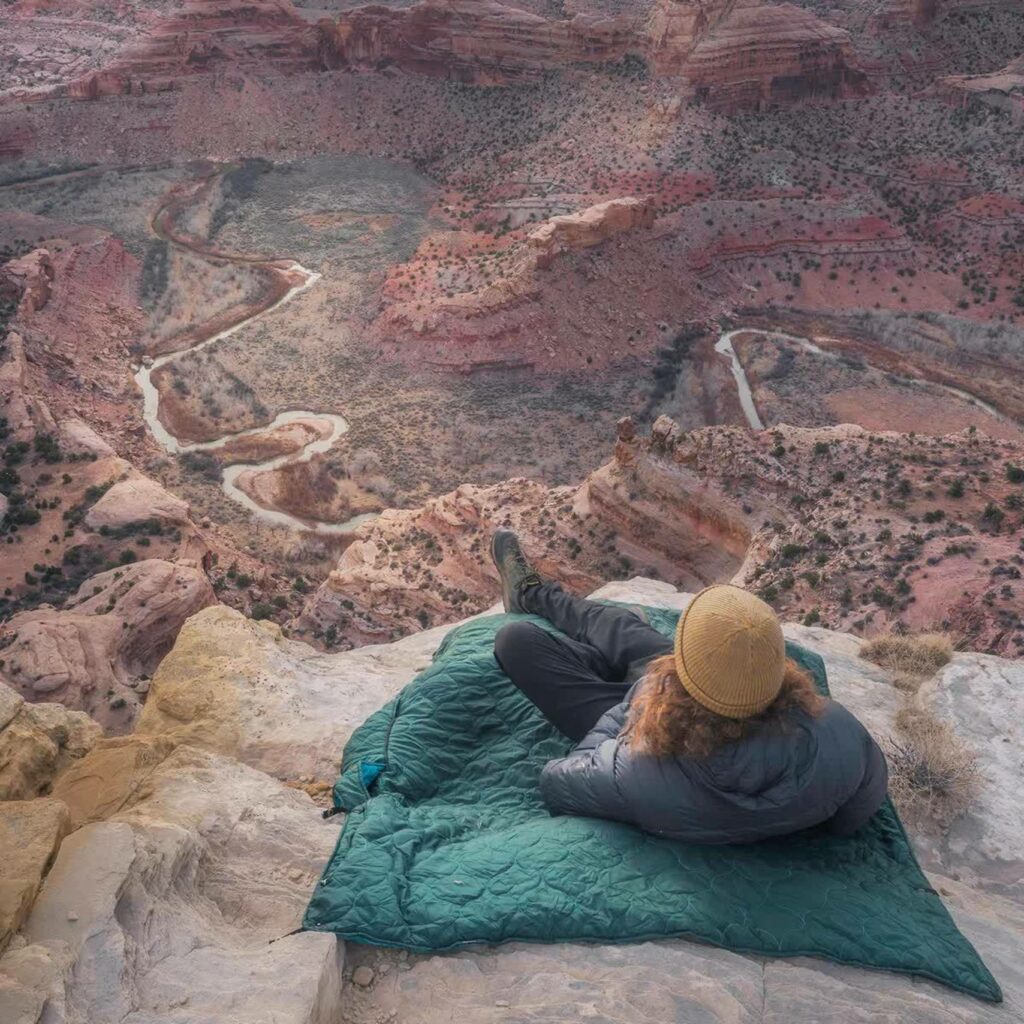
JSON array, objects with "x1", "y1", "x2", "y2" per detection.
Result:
[
  {"x1": 887, "y1": 705, "x2": 980, "y2": 832},
  {"x1": 861, "y1": 632, "x2": 953, "y2": 682}
]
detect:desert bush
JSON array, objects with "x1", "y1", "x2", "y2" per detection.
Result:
[
  {"x1": 861, "y1": 632, "x2": 952, "y2": 683},
  {"x1": 886, "y1": 707, "x2": 979, "y2": 831}
]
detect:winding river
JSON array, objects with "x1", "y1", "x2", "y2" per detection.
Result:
[
  {"x1": 133, "y1": 191, "x2": 377, "y2": 534},
  {"x1": 715, "y1": 327, "x2": 1007, "y2": 431}
]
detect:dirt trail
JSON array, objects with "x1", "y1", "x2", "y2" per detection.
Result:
[{"x1": 719, "y1": 326, "x2": 1009, "y2": 431}]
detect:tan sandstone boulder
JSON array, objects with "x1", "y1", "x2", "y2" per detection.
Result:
[
  {"x1": 136, "y1": 603, "x2": 454, "y2": 781},
  {"x1": 528, "y1": 196, "x2": 655, "y2": 264},
  {"x1": 50, "y1": 734, "x2": 178, "y2": 830},
  {"x1": 0, "y1": 682, "x2": 99, "y2": 801},
  {"x1": 0, "y1": 799, "x2": 69, "y2": 955}
]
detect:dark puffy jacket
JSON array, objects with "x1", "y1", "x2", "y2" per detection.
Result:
[{"x1": 539, "y1": 688, "x2": 888, "y2": 844}]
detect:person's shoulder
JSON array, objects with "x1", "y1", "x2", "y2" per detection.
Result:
[{"x1": 814, "y1": 698, "x2": 874, "y2": 740}]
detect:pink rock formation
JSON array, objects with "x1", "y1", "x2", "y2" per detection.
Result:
[
  {"x1": 299, "y1": 416, "x2": 1024, "y2": 657},
  {"x1": 0, "y1": 560, "x2": 217, "y2": 732},
  {"x1": 0, "y1": 249, "x2": 53, "y2": 317},
  {"x1": 317, "y1": 0, "x2": 638, "y2": 83},
  {"x1": 528, "y1": 196, "x2": 656, "y2": 266},
  {"x1": 378, "y1": 196, "x2": 655, "y2": 336},
  {"x1": 5, "y1": 0, "x2": 320, "y2": 100},
  {"x1": 83, "y1": 476, "x2": 192, "y2": 532}
]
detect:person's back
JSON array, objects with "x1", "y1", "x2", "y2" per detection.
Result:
[{"x1": 540, "y1": 681, "x2": 888, "y2": 844}]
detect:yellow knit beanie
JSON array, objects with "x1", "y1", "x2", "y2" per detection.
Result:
[{"x1": 673, "y1": 584, "x2": 785, "y2": 719}]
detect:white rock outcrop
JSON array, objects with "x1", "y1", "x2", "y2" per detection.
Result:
[{"x1": 2, "y1": 747, "x2": 342, "y2": 1024}]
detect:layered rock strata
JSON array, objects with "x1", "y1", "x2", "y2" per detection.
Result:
[{"x1": 317, "y1": 0, "x2": 866, "y2": 108}]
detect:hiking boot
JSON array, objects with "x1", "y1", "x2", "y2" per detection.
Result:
[{"x1": 490, "y1": 529, "x2": 542, "y2": 613}]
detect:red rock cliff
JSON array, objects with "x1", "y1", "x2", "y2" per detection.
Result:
[
  {"x1": 317, "y1": 0, "x2": 866, "y2": 108},
  {"x1": 60, "y1": 0, "x2": 318, "y2": 99}
]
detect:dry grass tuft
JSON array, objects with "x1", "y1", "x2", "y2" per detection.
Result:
[
  {"x1": 864, "y1": 633, "x2": 978, "y2": 832},
  {"x1": 887, "y1": 705, "x2": 980, "y2": 832},
  {"x1": 861, "y1": 632, "x2": 953, "y2": 682}
]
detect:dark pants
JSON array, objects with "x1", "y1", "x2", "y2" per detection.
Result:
[{"x1": 493, "y1": 583, "x2": 673, "y2": 742}]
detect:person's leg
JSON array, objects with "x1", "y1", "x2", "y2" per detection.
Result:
[
  {"x1": 519, "y1": 582, "x2": 672, "y2": 681},
  {"x1": 493, "y1": 621, "x2": 631, "y2": 742}
]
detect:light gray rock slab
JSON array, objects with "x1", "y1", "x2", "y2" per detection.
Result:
[
  {"x1": 341, "y1": 940, "x2": 765, "y2": 1024},
  {"x1": 8, "y1": 748, "x2": 344, "y2": 1024},
  {"x1": 919, "y1": 655, "x2": 1024, "y2": 901}
]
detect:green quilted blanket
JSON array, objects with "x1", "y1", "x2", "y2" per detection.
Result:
[{"x1": 304, "y1": 607, "x2": 1001, "y2": 1002}]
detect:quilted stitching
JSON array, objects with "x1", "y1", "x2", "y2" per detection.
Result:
[{"x1": 304, "y1": 607, "x2": 1002, "y2": 1003}]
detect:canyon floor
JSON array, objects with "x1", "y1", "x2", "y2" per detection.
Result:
[{"x1": 2, "y1": 0, "x2": 1024, "y2": 1019}]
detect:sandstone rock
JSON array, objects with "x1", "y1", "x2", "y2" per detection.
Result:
[
  {"x1": 317, "y1": 0, "x2": 863, "y2": 109},
  {"x1": 528, "y1": 196, "x2": 656, "y2": 265},
  {"x1": 317, "y1": 0, "x2": 637, "y2": 83},
  {"x1": 919, "y1": 655, "x2": 1024, "y2": 899},
  {"x1": 84, "y1": 475, "x2": 190, "y2": 530},
  {"x1": 0, "y1": 799, "x2": 69, "y2": 955},
  {"x1": 5, "y1": 745, "x2": 342, "y2": 1024},
  {"x1": 351, "y1": 964, "x2": 375, "y2": 988},
  {"x1": 298, "y1": 478, "x2": 603, "y2": 645},
  {"x1": 51, "y1": 0, "x2": 318, "y2": 100},
  {"x1": 304, "y1": 417, "x2": 1024, "y2": 658},
  {"x1": 685, "y1": 3, "x2": 869, "y2": 111},
  {"x1": 0, "y1": 560, "x2": 216, "y2": 731},
  {"x1": 136, "y1": 603, "x2": 466, "y2": 781},
  {"x1": 57, "y1": 417, "x2": 116, "y2": 459},
  {"x1": 0, "y1": 249, "x2": 53, "y2": 318},
  {"x1": 0, "y1": 941, "x2": 66, "y2": 1024},
  {"x1": 50, "y1": 734, "x2": 177, "y2": 830},
  {"x1": 345, "y1": 941, "x2": 765, "y2": 1022},
  {"x1": 384, "y1": 195, "x2": 655, "y2": 333},
  {"x1": 937, "y1": 55, "x2": 1024, "y2": 124},
  {"x1": 0, "y1": 332, "x2": 50, "y2": 439},
  {"x1": 0, "y1": 682, "x2": 100, "y2": 801}
]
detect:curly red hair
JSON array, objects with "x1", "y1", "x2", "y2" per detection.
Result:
[{"x1": 623, "y1": 655, "x2": 825, "y2": 759}]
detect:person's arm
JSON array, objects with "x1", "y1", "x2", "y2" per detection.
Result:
[
  {"x1": 827, "y1": 734, "x2": 889, "y2": 836},
  {"x1": 538, "y1": 701, "x2": 634, "y2": 823}
]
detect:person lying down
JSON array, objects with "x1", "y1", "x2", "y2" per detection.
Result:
[{"x1": 490, "y1": 529, "x2": 888, "y2": 845}]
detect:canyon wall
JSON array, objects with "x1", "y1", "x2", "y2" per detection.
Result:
[
  {"x1": 936, "y1": 54, "x2": 1024, "y2": 123},
  {"x1": 685, "y1": 4, "x2": 869, "y2": 110},
  {"x1": 5, "y1": 0, "x2": 320, "y2": 101},
  {"x1": 316, "y1": 0, "x2": 640, "y2": 83},
  {"x1": 316, "y1": 0, "x2": 867, "y2": 108}
]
